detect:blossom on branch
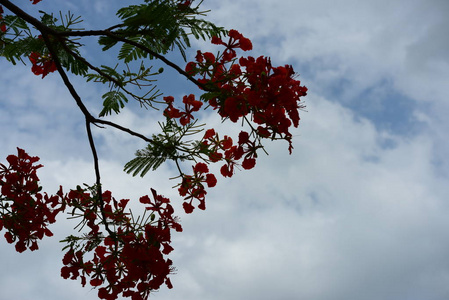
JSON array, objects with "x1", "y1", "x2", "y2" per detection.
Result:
[
  {"x1": 0, "y1": 2, "x2": 307, "y2": 298},
  {"x1": 0, "y1": 148, "x2": 65, "y2": 252},
  {"x1": 29, "y1": 52, "x2": 57, "y2": 78},
  {"x1": 61, "y1": 188, "x2": 182, "y2": 300}
]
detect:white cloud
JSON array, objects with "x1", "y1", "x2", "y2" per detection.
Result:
[{"x1": 153, "y1": 94, "x2": 449, "y2": 300}]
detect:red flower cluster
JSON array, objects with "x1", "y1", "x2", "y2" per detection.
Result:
[
  {"x1": 171, "y1": 31, "x2": 304, "y2": 215},
  {"x1": 139, "y1": 31, "x2": 306, "y2": 222},
  {"x1": 61, "y1": 188, "x2": 181, "y2": 300},
  {"x1": 64, "y1": 187, "x2": 102, "y2": 234},
  {"x1": 163, "y1": 94, "x2": 203, "y2": 125},
  {"x1": 0, "y1": 148, "x2": 183, "y2": 299},
  {"x1": 186, "y1": 30, "x2": 308, "y2": 153},
  {"x1": 2, "y1": 23, "x2": 306, "y2": 300},
  {"x1": 141, "y1": 188, "x2": 182, "y2": 233},
  {"x1": 211, "y1": 29, "x2": 253, "y2": 61},
  {"x1": 29, "y1": 51, "x2": 57, "y2": 78},
  {"x1": 202, "y1": 129, "x2": 258, "y2": 177},
  {"x1": 178, "y1": 162, "x2": 217, "y2": 213},
  {"x1": 0, "y1": 148, "x2": 64, "y2": 252},
  {"x1": 175, "y1": 128, "x2": 262, "y2": 212}
]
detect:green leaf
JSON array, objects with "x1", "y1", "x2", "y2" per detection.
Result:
[
  {"x1": 124, "y1": 140, "x2": 175, "y2": 177},
  {"x1": 39, "y1": 10, "x2": 58, "y2": 27},
  {"x1": 99, "y1": 90, "x2": 128, "y2": 117},
  {"x1": 124, "y1": 119, "x2": 207, "y2": 177},
  {"x1": 3, "y1": 15, "x2": 29, "y2": 31},
  {"x1": 0, "y1": 35, "x2": 43, "y2": 65},
  {"x1": 124, "y1": 155, "x2": 167, "y2": 177},
  {"x1": 86, "y1": 64, "x2": 124, "y2": 84},
  {"x1": 106, "y1": 1, "x2": 227, "y2": 64},
  {"x1": 118, "y1": 35, "x2": 150, "y2": 63},
  {"x1": 58, "y1": 48, "x2": 89, "y2": 76},
  {"x1": 98, "y1": 36, "x2": 119, "y2": 51}
]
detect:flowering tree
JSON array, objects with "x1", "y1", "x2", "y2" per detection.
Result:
[{"x1": 0, "y1": 0, "x2": 307, "y2": 299}]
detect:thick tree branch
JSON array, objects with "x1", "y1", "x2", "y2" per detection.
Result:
[
  {"x1": 40, "y1": 37, "x2": 93, "y2": 120},
  {"x1": 61, "y1": 29, "x2": 209, "y2": 90},
  {"x1": 40, "y1": 32, "x2": 114, "y2": 235},
  {"x1": 0, "y1": 0, "x2": 207, "y2": 90},
  {"x1": 104, "y1": 31, "x2": 208, "y2": 89},
  {"x1": 58, "y1": 41, "x2": 159, "y2": 108},
  {"x1": 41, "y1": 34, "x2": 157, "y2": 144},
  {"x1": 0, "y1": 0, "x2": 58, "y2": 34}
]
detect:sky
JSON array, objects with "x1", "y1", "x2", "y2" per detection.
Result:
[{"x1": 1, "y1": 0, "x2": 449, "y2": 299}]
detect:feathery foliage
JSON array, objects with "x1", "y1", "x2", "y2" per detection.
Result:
[
  {"x1": 124, "y1": 119, "x2": 205, "y2": 177},
  {"x1": 99, "y1": 1, "x2": 227, "y2": 62}
]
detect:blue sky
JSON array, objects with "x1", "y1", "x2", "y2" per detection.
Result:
[{"x1": 1, "y1": 0, "x2": 449, "y2": 299}]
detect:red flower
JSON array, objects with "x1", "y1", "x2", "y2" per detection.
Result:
[
  {"x1": 185, "y1": 61, "x2": 197, "y2": 75},
  {"x1": 195, "y1": 50, "x2": 204, "y2": 63},
  {"x1": 163, "y1": 96, "x2": 175, "y2": 104},
  {"x1": 239, "y1": 37, "x2": 252, "y2": 51},
  {"x1": 177, "y1": 161, "x2": 220, "y2": 213},
  {"x1": 179, "y1": 94, "x2": 203, "y2": 125},
  {"x1": 221, "y1": 135, "x2": 233, "y2": 150},
  {"x1": 164, "y1": 105, "x2": 182, "y2": 119},
  {"x1": 4, "y1": 231, "x2": 14, "y2": 244},
  {"x1": 211, "y1": 30, "x2": 253, "y2": 64},
  {"x1": 223, "y1": 96, "x2": 248, "y2": 122},
  {"x1": 203, "y1": 52, "x2": 216, "y2": 64},
  {"x1": 163, "y1": 94, "x2": 203, "y2": 125},
  {"x1": 257, "y1": 126, "x2": 271, "y2": 137},
  {"x1": 205, "y1": 173, "x2": 217, "y2": 187},
  {"x1": 213, "y1": 30, "x2": 252, "y2": 52},
  {"x1": 90, "y1": 278, "x2": 103, "y2": 287},
  {"x1": 29, "y1": 52, "x2": 57, "y2": 78},
  {"x1": 193, "y1": 162, "x2": 209, "y2": 174},
  {"x1": 208, "y1": 151, "x2": 223, "y2": 162},
  {"x1": 241, "y1": 157, "x2": 256, "y2": 170},
  {"x1": 182, "y1": 202, "x2": 194, "y2": 214},
  {"x1": 238, "y1": 131, "x2": 250, "y2": 144},
  {"x1": 203, "y1": 128, "x2": 216, "y2": 139},
  {"x1": 220, "y1": 164, "x2": 233, "y2": 177},
  {"x1": 211, "y1": 36, "x2": 223, "y2": 45}
]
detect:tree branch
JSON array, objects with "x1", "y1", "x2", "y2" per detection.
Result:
[
  {"x1": 61, "y1": 29, "x2": 209, "y2": 90},
  {"x1": 39, "y1": 32, "x2": 114, "y2": 235},
  {"x1": 0, "y1": 0, "x2": 58, "y2": 34},
  {"x1": 91, "y1": 119, "x2": 156, "y2": 144},
  {"x1": 0, "y1": 0, "x2": 207, "y2": 90},
  {"x1": 85, "y1": 119, "x2": 115, "y2": 236},
  {"x1": 58, "y1": 41, "x2": 159, "y2": 109}
]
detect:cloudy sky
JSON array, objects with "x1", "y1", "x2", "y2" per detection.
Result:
[{"x1": 1, "y1": 0, "x2": 449, "y2": 299}]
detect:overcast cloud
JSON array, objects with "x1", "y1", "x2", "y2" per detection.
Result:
[{"x1": 1, "y1": 0, "x2": 448, "y2": 299}]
